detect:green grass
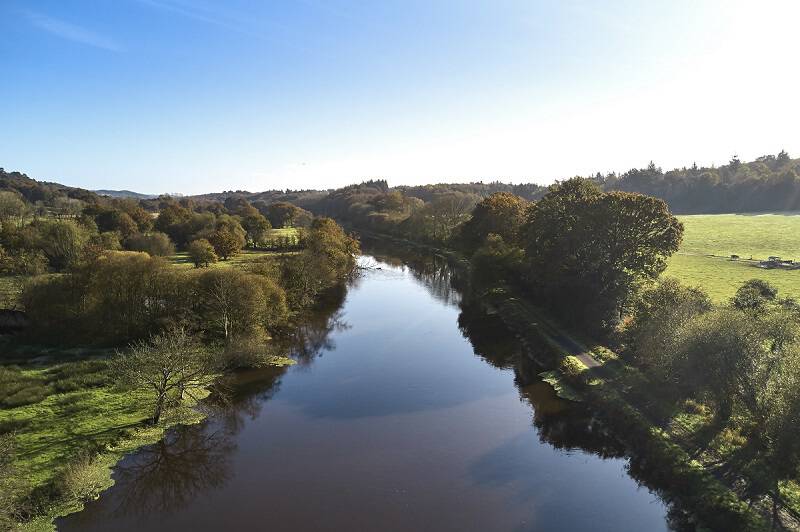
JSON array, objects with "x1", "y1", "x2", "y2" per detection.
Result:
[
  {"x1": 665, "y1": 213, "x2": 800, "y2": 302},
  {"x1": 0, "y1": 357, "x2": 210, "y2": 530},
  {"x1": 268, "y1": 227, "x2": 299, "y2": 239},
  {"x1": 168, "y1": 249, "x2": 281, "y2": 269},
  {"x1": 665, "y1": 254, "x2": 800, "y2": 302},
  {"x1": 168, "y1": 228, "x2": 300, "y2": 270},
  {"x1": 675, "y1": 213, "x2": 800, "y2": 259}
]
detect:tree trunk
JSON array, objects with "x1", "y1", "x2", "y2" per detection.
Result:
[{"x1": 152, "y1": 392, "x2": 166, "y2": 424}]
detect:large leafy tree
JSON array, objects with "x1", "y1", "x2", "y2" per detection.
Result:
[
  {"x1": 280, "y1": 218, "x2": 359, "y2": 307},
  {"x1": 28, "y1": 218, "x2": 91, "y2": 271},
  {"x1": 626, "y1": 277, "x2": 712, "y2": 374},
  {"x1": 208, "y1": 227, "x2": 245, "y2": 260},
  {"x1": 523, "y1": 178, "x2": 683, "y2": 328},
  {"x1": 187, "y1": 238, "x2": 217, "y2": 268},
  {"x1": 457, "y1": 192, "x2": 527, "y2": 250},
  {"x1": 240, "y1": 212, "x2": 271, "y2": 247},
  {"x1": 263, "y1": 202, "x2": 301, "y2": 228},
  {"x1": 194, "y1": 268, "x2": 288, "y2": 341}
]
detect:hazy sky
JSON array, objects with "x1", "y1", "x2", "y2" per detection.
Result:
[{"x1": 2, "y1": 1, "x2": 799, "y2": 194}]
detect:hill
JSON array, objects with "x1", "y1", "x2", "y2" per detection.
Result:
[{"x1": 93, "y1": 189, "x2": 156, "y2": 199}]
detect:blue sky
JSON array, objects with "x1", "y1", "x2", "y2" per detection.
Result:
[{"x1": 2, "y1": 1, "x2": 799, "y2": 194}]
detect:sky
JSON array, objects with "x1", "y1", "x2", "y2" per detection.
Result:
[{"x1": 2, "y1": 0, "x2": 800, "y2": 195}]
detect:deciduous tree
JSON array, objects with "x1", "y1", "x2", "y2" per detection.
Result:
[
  {"x1": 113, "y1": 326, "x2": 220, "y2": 424},
  {"x1": 187, "y1": 238, "x2": 217, "y2": 268}
]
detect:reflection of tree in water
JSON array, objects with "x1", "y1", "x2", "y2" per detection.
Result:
[
  {"x1": 109, "y1": 426, "x2": 235, "y2": 518},
  {"x1": 457, "y1": 281, "x2": 689, "y2": 529},
  {"x1": 100, "y1": 368, "x2": 286, "y2": 521},
  {"x1": 261, "y1": 282, "x2": 352, "y2": 366},
  {"x1": 361, "y1": 238, "x2": 466, "y2": 307},
  {"x1": 456, "y1": 279, "x2": 629, "y2": 458},
  {"x1": 290, "y1": 308, "x2": 350, "y2": 365},
  {"x1": 213, "y1": 367, "x2": 284, "y2": 434},
  {"x1": 457, "y1": 298, "x2": 517, "y2": 369}
]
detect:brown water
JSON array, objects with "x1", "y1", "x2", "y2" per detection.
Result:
[{"x1": 58, "y1": 252, "x2": 672, "y2": 531}]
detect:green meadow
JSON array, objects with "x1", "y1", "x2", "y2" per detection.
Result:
[
  {"x1": 665, "y1": 213, "x2": 800, "y2": 302},
  {"x1": 168, "y1": 227, "x2": 301, "y2": 269},
  {"x1": 0, "y1": 354, "x2": 210, "y2": 529}
]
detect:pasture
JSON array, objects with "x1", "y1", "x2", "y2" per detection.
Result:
[
  {"x1": 168, "y1": 227, "x2": 300, "y2": 269},
  {"x1": 665, "y1": 213, "x2": 800, "y2": 302},
  {"x1": 168, "y1": 249, "x2": 280, "y2": 269}
]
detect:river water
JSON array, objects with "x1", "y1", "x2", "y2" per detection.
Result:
[{"x1": 58, "y1": 250, "x2": 672, "y2": 531}]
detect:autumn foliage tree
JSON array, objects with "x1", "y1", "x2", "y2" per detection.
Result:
[
  {"x1": 187, "y1": 238, "x2": 217, "y2": 268},
  {"x1": 208, "y1": 228, "x2": 244, "y2": 260},
  {"x1": 456, "y1": 191, "x2": 527, "y2": 250}
]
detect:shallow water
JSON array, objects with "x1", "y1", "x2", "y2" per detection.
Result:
[{"x1": 58, "y1": 253, "x2": 670, "y2": 531}]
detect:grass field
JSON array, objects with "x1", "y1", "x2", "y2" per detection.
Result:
[
  {"x1": 268, "y1": 227, "x2": 300, "y2": 239},
  {"x1": 0, "y1": 353, "x2": 211, "y2": 529},
  {"x1": 665, "y1": 213, "x2": 800, "y2": 302},
  {"x1": 168, "y1": 249, "x2": 282, "y2": 269},
  {"x1": 168, "y1": 228, "x2": 300, "y2": 269}
]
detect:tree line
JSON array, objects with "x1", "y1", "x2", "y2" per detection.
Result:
[
  {"x1": 306, "y1": 176, "x2": 682, "y2": 332},
  {"x1": 598, "y1": 151, "x2": 800, "y2": 213},
  {"x1": 0, "y1": 170, "x2": 318, "y2": 278},
  {"x1": 20, "y1": 217, "x2": 358, "y2": 348},
  {"x1": 124, "y1": 151, "x2": 800, "y2": 222}
]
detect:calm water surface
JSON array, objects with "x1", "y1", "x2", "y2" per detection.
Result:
[{"x1": 59, "y1": 252, "x2": 671, "y2": 531}]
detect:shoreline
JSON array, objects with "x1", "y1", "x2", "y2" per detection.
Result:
[{"x1": 356, "y1": 228, "x2": 771, "y2": 530}]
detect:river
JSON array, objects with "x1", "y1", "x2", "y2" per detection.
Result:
[{"x1": 58, "y1": 249, "x2": 672, "y2": 531}]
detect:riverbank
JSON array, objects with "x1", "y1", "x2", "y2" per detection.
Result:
[
  {"x1": 1, "y1": 345, "x2": 297, "y2": 531},
  {"x1": 55, "y1": 252, "x2": 675, "y2": 532},
  {"x1": 0, "y1": 349, "x2": 212, "y2": 532},
  {"x1": 356, "y1": 230, "x2": 777, "y2": 530},
  {"x1": 483, "y1": 286, "x2": 768, "y2": 531}
]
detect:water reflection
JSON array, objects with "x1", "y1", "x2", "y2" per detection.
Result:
[
  {"x1": 112, "y1": 427, "x2": 234, "y2": 516},
  {"x1": 361, "y1": 237, "x2": 465, "y2": 307},
  {"x1": 59, "y1": 243, "x2": 673, "y2": 532},
  {"x1": 287, "y1": 286, "x2": 351, "y2": 365}
]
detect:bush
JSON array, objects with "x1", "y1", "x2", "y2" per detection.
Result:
[
  {"x1": 126, "y1": 232, "x2": 175, "y2": 257},
  {"x1": 57, "y1": 452, "x2": 109, "y2": 502},
  {"x1": 559, "y1": 356, "x2": 587, "y2": 380}
]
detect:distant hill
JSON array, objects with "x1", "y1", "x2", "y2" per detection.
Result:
[{"x1": 93, "y1": 189, "x2": 157, "y2": 199}]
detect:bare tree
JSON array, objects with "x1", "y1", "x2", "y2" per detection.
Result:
[{"x1": 113, "y1": 326, "x2": 220, "y2": 424}]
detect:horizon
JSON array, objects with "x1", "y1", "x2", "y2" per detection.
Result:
[
  {"x1": 5, "y1": 149, "x2": 791, "y2": 197},
  {"x1": 3, "y1": 1, "x2": 800, "y2": 194}
]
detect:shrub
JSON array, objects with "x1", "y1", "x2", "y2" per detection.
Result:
[
  {"x1": 57, "y1": 452, "x2": 109, "y2": 502},
  {"x1": 559, "y1": 356, "x2": 587, "y2": 381},
  {"x1": 125, "y1": 232, "x2": 175, "y2": 257}
]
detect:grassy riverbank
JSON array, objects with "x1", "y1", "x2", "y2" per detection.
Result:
[
  {"x1": 483, "y1": 286, "x2": 786, "y2": 530},
  {"x1": 0, "y1": 351, "x2": 212, "y2": 531}
]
